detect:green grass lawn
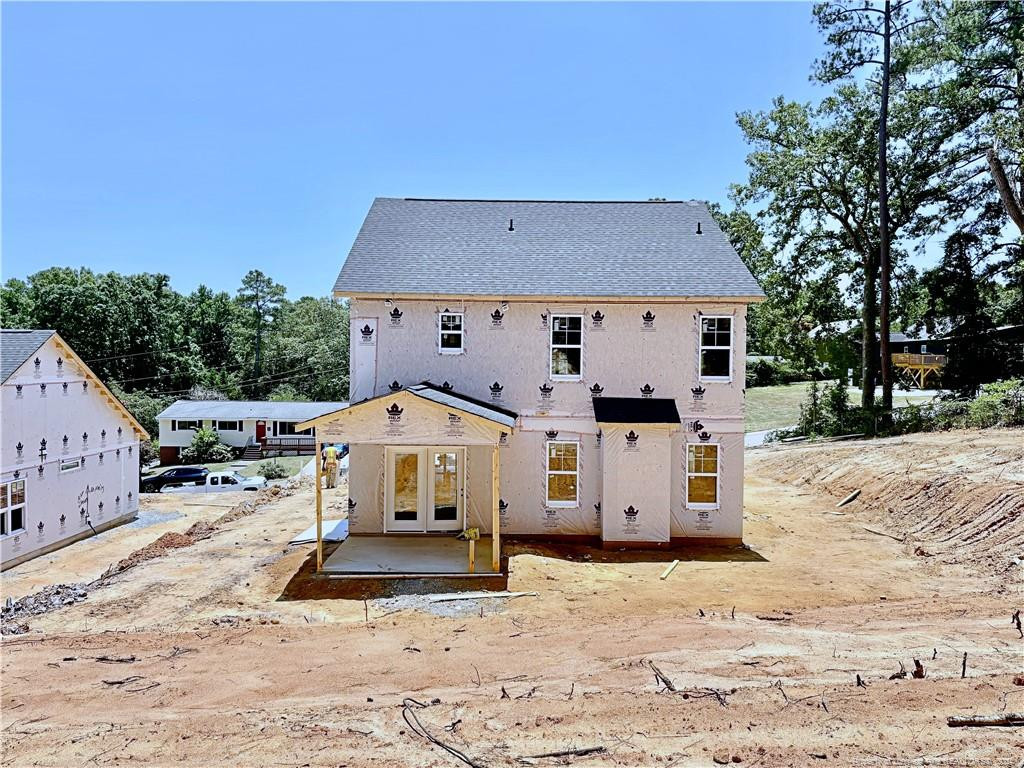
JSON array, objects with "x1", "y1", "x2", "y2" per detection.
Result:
[
  {"x1": 745, "y1": 381, "x2": 819, "y2": 433},
  {"x1": 745, "y1": 381, "x2": 943, "y2": 433}
]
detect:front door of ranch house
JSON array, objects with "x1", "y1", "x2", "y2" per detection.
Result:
[{"x1": 385, "y1": 446, "x2": 465, "y2": 532}]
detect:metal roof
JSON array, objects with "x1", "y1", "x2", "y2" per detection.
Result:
[
  {"x1": 1, "y1": 329, "x2": 56, "y2": 383},
  {"x1": 334, "y1": 198, "x2": 764, "y2": 299},
  {"x1": 407, "y1": 382, "x2": 517, "y2": 428},
  {"x1": 157, "y1": 400, "x2": 349, "y2": 421}
]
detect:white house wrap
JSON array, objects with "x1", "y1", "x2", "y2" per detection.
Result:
[{"x1": 313, "y1": 198, "x2": 763, "y2": 569}]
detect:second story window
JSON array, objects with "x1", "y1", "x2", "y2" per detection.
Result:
[
  {"x1": 550, "y1": 314, "x2": 582, "y2": 380},
  {"x1": 699, "y1": 316, "x2": 732, "y2": 381},
  {"x1": 439, "y1": 312, "x2": 464, "y2": 354}
]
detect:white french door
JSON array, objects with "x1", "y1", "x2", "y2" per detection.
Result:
[{"x1": 385, "y1": 447, "x2": 465, "y2": 532}]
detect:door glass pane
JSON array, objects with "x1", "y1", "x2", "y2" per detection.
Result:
[
  {"x1": 433, "y1": 451, "x2": 459, "y2": 521},
  {"x1": 393, "y1": 453, "x2": 419, "y2": 521}
]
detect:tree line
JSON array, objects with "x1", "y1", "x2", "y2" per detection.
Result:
[
  {"x1": 1, "y1": 267, "x2": 349, "y2": 435},
  {"x1": 716, "y1": 0, "x2": 1023, "y2": 402}
]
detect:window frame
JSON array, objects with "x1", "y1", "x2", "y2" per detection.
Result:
[
  {"x1": 549, "y1": 314, "x2": 583, "y2": 381},
  {"x1": 60, "y1": 457, "x2": 83, "y2": 473},
  {"x1": 216, "y1": 420, "x2": 241, "y2": 432},
  {"x1": 437, "y1": 311, "x2": 465, "y2": 355},
  {"x1": 545, "y1": 439, "x2": 580, "y2": 508},
  {"x1": 174, "y1": 419, "x2": 201, "y2": 432},
  {"x1": 685, "y1": 443, "x2": 720, "y2": 510},
  {"x1": 1, "y1": 480, "x2": 27, "y2": 537},
  {"x1": 698, "y1": 315, "x2": 733, "y2": 382}
]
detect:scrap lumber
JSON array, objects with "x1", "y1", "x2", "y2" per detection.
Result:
[
  {"x1": 947, "y1": 713, "x2": 1024, "y2": 728},
  {"x1": 519, "y1": 745, "x2": 605, "y2": 762},
  {"x1": 836, "y1": 489, "x2": 861, "y2": 508},
  {"x1": 659, "y1": 560, "x2": 680, "y2": 580}
]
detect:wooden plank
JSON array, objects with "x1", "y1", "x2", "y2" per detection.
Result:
[
  {"x1": 468, "y1": 539, "x2": 475, "y2": 574},
  {"x1": 491, "y1": 445, "x2": 500, "y2": 572},
  {"x1": 659, "y1": 560, "x2": 680, "y2": 580},
  {"x1": 315, "y1": 436, "x2": 323, "y2": 571}
]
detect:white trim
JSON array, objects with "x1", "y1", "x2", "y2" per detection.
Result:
[
  {"x1": 699, "y1": 315, "x2": 733, "y2": 383},
  {"x1": 0, "y1": 479, "x2": 27, "y2": 538},
  {"x1": 545, "y1": 439, "x2": 580, "y2": 508},
  {"x1": 549, "y1": 314, "x2": 583, "y2": 382},
  {"x1": 438, "y1": 311, "x2": 465, "y2": 355},
  {"x1": 384, "y1": 446, "x2": 466, "y2": 532},
  {"x1": 685, "y1": 442, "x2": 721, "y2": 510}
]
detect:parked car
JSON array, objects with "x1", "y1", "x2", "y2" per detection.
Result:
[
  {"x1": 162, "y1": 471, "x2": 267, "y2": 494},
  {"x1": 140, "y1": 466, "x2": 209, "y2": 493}
]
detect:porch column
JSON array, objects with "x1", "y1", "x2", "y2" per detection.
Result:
[
  {"x1": 491, "y1": 444, "x2": 500, "y2": 572},
  {"x1": 315, "y1": 435, "x2": 323, "y2": 571}
]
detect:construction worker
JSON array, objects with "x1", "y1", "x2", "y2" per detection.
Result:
[{"x1": 324, "y1": 443, "x2": 338, "y2": 489}]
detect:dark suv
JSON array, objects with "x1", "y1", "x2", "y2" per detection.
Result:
[{"x1": 140, "y1": 466, "x2": 209, "y2": 493}]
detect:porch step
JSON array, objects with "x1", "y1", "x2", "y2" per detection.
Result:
[{"x1": 242, "y1": 446, "x2": 263, "y2": 460}]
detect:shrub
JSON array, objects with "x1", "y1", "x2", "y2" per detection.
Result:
[
  {"x1": 967, "y1": 378, "x2": 1024, "y2": 428},
  {"x1": 258, "y1": 460, "x2": 291, "y2": 480},
  {"x1": 180, "y1": 427, "x2": 233, "y2": 463},
  {"x1": 746, "y1": 358, "x2": 814, "y2": 388},
  {"x1": 139, "y1": 440, "x2": 159, "y2": 467}
]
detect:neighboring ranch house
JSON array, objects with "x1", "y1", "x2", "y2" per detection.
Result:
[
  {"x1": 156, "y1": 400, "x2": 348, "y2": 464},
  {"x1": 300, "y1": 198, "x2": 764, "y2": 575},
  {"x1": 1, "y1": 330, "x2": 148, "y2": 571}
]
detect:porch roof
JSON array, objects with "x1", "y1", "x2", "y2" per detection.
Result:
[{"x1": 296, "y1": 382, "x2": 517, "y2": 445}]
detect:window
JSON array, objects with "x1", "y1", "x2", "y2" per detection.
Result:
[
  {"x1": 920, "y1": 344, "x2": 927, "y2": 354},
  {"x1": 699, "y1": 316, "x2": 732, "y2": 380},
  {"x1": 438, "y1": 312, "x2": 464, "y2": 353},
  {"x1": 546, "y1": 441, "x2": 579, "y2": 507},
  {"x1": 174, "y1": 420, "x2": 200, "y2": 431},
  {"x1": 550, "y1": 315, "x2": 582, "y2": 380},
  {"x1": 60, "y1": 457, "x2": 83, "y2": 473},
  {"x1": 1, "y1": 480, "x2": 26, "y2": 536},
  {"x1": 210, "y1": 476, "x2": 220, "y2": 486},
  {"x1": 275, "y1": 421, "x2": 313, "y2": 437},
  {"x1": 216, "y1": 420, "x2": 241, "y2": 432},
  {"x1": 686, "y1": 444, "x2": 719, "y2": 507}
]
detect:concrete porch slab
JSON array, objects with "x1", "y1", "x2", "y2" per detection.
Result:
[{"x1": 321, "y1": 535, "x2": 500, "y2": 577}]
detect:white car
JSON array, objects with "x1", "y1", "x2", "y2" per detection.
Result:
[{"x1": 163, "y1": 471, "x2": 267, "y2": 494}]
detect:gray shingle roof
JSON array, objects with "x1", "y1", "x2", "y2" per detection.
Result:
[
  {"x1": 1, "y1": 329, "x2": 56, "y2": 383},
  {"x1": 334, "y1": 198, "x2": 764, "y2": 299},
  {"x1": 156, "y1": 400, "x2": 349, "y2": 422}
]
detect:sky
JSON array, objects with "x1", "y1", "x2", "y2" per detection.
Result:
[{"x1": 2, "y1": 2, "x2": 827, "y2": 299}]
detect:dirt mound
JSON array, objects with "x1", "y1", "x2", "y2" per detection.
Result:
[
  {"x1": 750, "y1": 428, "x2": 1024, "y2": 574},
  {"x1": 98, "y1": 482, "x2": 301, "y2": 582}
]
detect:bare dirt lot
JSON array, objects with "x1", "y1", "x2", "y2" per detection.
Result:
[{"x1": 2, "y1": 430, "x2": 1022, "y2": 767}]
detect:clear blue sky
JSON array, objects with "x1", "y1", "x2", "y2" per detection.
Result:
[{"x1": 2, "y1": 2, "x2": 825, "y2": 299}]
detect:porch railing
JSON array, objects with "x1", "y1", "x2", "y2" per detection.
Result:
[{"x1": 263, "y1": 436, "x2": 316, "y2": 454}]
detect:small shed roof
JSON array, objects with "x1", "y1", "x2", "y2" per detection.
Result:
[
  {"x1": 334, "y1": 198, "x2": 764, "y2": 299},
  {"x1": 1, "y1": 329, "x2": 56, "y2": 382},
  {"x1": 157, "y1": 400, "x2": 349, "y2": 422},
  {"x1": 592, "y1": 397, "x2": 681, "y2": 424}
]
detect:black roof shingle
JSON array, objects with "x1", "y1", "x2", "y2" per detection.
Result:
[{"x1": 334, "y1": 198, "x2": 764, "y2": 299}]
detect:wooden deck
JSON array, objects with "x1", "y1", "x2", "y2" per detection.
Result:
[{"x1": 892, "y1": 353, "x2": 946, "y2": 388}]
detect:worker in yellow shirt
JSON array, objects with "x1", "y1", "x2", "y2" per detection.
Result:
[{"x1": 324, "y1": 444, "x2": 338, "y2": 489}]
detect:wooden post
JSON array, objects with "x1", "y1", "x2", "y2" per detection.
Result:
[
  {"x1": 468, "y1": 539, "x2": 475, "y2": 574},
  {"x1": 315, "y1": 435, "x2": 323, "y2": 571},
  {"x1": 491, "y1": 444, "x2": 500, "y2": 572}
]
